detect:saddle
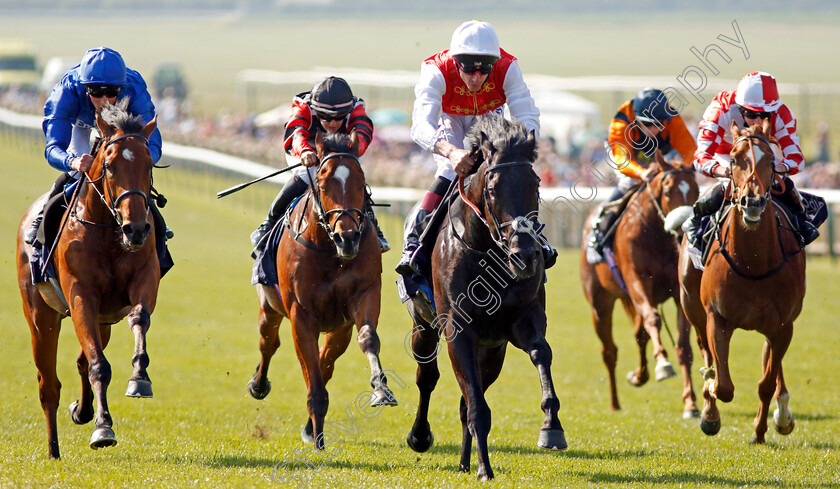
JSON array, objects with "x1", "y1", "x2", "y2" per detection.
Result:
[
  {"x1": 29, "y1": 187, "x2": 174, "y2": 285},
  {"x1": 587, "y1": 183, "x2": 643, "y2": 253},
  {"x1": 686, "y1": 191, "x2": 827, "y2": 271}
]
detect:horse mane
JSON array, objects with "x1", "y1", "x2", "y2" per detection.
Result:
[
  {"x1": 100, "y1": 97, "x2": 145, "y2": 135},
  {"x1": 465, "y1": 113, "x2": 537, "y2": 162},
  {"x1": 321, "y1": 131, "x2": 354, "y2": 154}
]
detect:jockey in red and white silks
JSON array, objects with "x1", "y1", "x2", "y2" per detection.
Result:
[
  {"x1": 411, "y1": 33, "x2": 539, "y2": 181},
  {"x1": 694, "y1": 71, "x2": 803, "y2": 179}
]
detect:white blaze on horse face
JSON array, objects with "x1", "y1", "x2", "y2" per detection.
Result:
[
  {"x1": 333, "y1": 164, "x2": 350, "y2": 193},
  {"x1": 678, "y1": 180, "x2": 690, "y2": 201},
  {"x1": 122, "y1": 148, "x2": 134, "y2": 162},
  {"x1": 751, "y1": 145, "x2": 766, "y2": 166}
]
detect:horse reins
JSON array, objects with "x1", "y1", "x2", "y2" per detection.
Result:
[
  {"x1": 711, "y1": 134, "x2": 803, "y2": 280},
  {"x1": 299, "y1": 152, "x2": 368, "y2": 249},
  {"x1": 74, "y1": 133, "x2": 152, "y2": 227}
]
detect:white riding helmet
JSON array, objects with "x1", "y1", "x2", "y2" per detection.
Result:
[
  {"x1": 735, "y1": 71, "x2": 782, "y2": 112},
  {"x1": 449, "y1": 20, "x2": 501, "y2": 58}
]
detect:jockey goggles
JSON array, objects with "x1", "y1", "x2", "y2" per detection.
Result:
[
  {"x1": 739, "y1": 106, "x2": 772, "y2": 120},
  {"x1": 456, "y1": 60, "x2": 494, "y2": 75},
  {"x1": 454, "y1": 54, "x2": 498, "y2": 75},
  {"x1": 317, "y1": 111, "x2": 348, "y2": 122},
  {"x1": 87, "y1": 85, "x2": 121, "y2": 98}
]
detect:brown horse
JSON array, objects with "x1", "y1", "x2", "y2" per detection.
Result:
[
  {"x1": 248, "y1": 130, "x2": 397, "y2": 449},
  {"x1": 678, "y1": 120, "x2": 805, "y2": 443},
  {"x1": 580, "y1": 155, "x2": 700, "y2": 417},
  {"x1": 405, "y1": 115, "x2": 565, "y2": 481},
  {"x1": 16, "y1": 102, "x2": 160, "y2": 459}
]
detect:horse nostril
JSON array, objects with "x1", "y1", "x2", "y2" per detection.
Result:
[
  {"x1": 122, "y1": 223, "x2": 133, "y2": 237},
  {"x1": 143, "y1": 222, "x2": 151, "y2": 236},
  {"x1": 332, "y1": 232, "x2": 342, "y2": 245}
]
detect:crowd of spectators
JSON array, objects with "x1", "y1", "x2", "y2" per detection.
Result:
[{"x1": 2, "y1": 85, "x2": 838, "y2": 190}]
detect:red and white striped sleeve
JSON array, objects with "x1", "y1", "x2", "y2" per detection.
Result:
[
  {"x1": 772, "y1": 104, "x2": 804, "y2": 175},
  {"x1": 693, "y1": 91, "x2": 733, "y2": 178}
]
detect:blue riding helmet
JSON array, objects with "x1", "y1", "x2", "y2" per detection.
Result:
[
  {"x1": 633, "y1": 88, "x2": 674, "y2": 124},
  {"x1": 79, "y1": 47, "x2": 126, "y2": 86}
]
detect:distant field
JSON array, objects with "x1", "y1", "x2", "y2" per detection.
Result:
[
  {"x1": 1, "y1": 13, "x2": 838, "y2": 153},
  {"x1": 2, "y1": 127, "x2": 840, "y2": 487}
]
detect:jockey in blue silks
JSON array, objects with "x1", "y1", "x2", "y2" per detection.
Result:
[{"x1": 25, "y1": 47, "x2": 169, "y2": 245}]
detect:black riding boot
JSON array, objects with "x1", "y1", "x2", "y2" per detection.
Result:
[
  {"x1": 364, "y1": 188, "x2": 390, "y2": 252},
  {"x1": 250, "y1": 176, "x2": 309, "y2": 247},
  {"x1": 24, "y1": 173, "x2": 74, "y2": 245},
  {"x1": 395, "y1": 207, "x2": 432, "y2": 276},
  {"x1": 777, "y1": 177, "x2": 820, "y2": 245},
  {"x1": 684, "y1": 183, "x2": 725, "y2": 249}
]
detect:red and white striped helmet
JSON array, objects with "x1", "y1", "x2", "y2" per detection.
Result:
[{"x1": 735, "y1": 71, "x2": 782, "y2": 112}]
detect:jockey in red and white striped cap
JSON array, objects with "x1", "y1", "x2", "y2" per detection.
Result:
[{"x1": 684, "y1": 71, "x2": 819, "y2": 248}]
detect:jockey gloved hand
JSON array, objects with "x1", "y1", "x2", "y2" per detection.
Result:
[
  {"x1": 448, "y1": 147, "x2": 475, "y2": 177},
  {"x1": 775, "y1": 161, "x2": 790, "y2": 174},
  {"x1": 713, "y1": 165, "x2": 731, "y2": 179},
  {"x1": 71, "y1": 154, "x2": 94, "y2": 172},
  {"x1": 301, "y1": 150, "x2": 320, "y2": 168},
  {"x1": 641, "y1": 167, "x2": 657, "y2": 182}
]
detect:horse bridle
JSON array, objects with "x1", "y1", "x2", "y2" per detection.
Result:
[
  {"x1": 729, "y1": 134, "x2": 776, "y2": 209},
  {"x1": 307, "y1": 152, "x2": 367, "y2": 240},
  {"x1": 458, "y1": 159, "x2": 543, "y2": 252},
  {"x1": 644, "y1": 169, "x2": 695, "y2": 227},
  {"x1": 77, "y1": 133, "x2": 152, "y2": 227},
  {"x1": 713, "y1": 134, "x2": 803, "y2": 280}
]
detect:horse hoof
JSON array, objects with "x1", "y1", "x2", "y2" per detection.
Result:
[
  {"x1": 749, "y1": 435, "x2": 765, "y2": 445},
  {"x1": 247, "y1": 378, "x2": 271, "y2": 400},
  {"x1": 655, "y1": 360, "x2": 677, "y2": 382},
  {"x1": 626, "y1": 370, "x2": 646, "y2": 387},
  {"x1": 683, "y1": 408, "x2": 701, "y2": 420},
  {"x1": 774, "y1": 414, "x2": 796, "y2": 435},
  {"x1": 406, "y1": 430, "x2": 434, "y2": 453},
  {"x1": 370, "y1": 387, "x2": 398, "y2": 407},
  {"x1": 537, "y1": 428, "x2": 567, "y2": 450},
  {"x1": 125, "y1": 379, "x2": 153, "y2": 398},
  {"x1": 477, "y1": 467, "x2": 494, "y2": 481},
  {"x1": 301, "y1": 423, "x2": 315, "y2": 445},
  {"x1": 90, "y1": 427, "x2": 118, "y2": 449},
  {"x1": 69, "y1": 401, "x2": 93, "y2": 425},
  {"x1": 700, "y1": 417, "x2": 721, "y2": 436}
]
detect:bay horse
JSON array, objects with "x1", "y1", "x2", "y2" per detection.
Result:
[
  {"x1": 405, "y1": 114, "x2": 565, "y2": 481},
  {"x1": 678, "y1": 119, "x2": 805, "y2": 443},
  {"x1": 579, "y1": 154, "x2": 701, "y2": 417},
  {"x1": 247, "y1": 130, "x2": 397, "y2": 449},
  {"x1": 16, "y1": 101, "x2": 160, "y2": 459}
]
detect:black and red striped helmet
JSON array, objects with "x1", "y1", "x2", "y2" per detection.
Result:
[{"x1": 310, "y1": 76, "x2": 354, "y2": 117}]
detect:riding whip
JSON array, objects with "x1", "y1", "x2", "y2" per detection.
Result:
[{"x1": 216, "y1": 163, "x2": 303, "y2": 198}]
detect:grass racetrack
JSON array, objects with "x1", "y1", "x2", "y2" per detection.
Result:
[{"x1": 2, "y1": 132, "x2": 840, "y2": 488}]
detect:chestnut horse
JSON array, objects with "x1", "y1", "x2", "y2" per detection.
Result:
[
  {"x1": 16, "y1": 102, "x2": 160, "y2": 459},
  {"x1": 405, "y1": 115, "x2": 565, "y2": 481},
  {"x1": 678, "y1": 120, "x2": 805, "y2": 443},
  {"x1": 248, "y1": 131, "x2": 397, "y2": 449},
  {"x1": 580, "y1": 155, "x2": 700, "y2": 417}
]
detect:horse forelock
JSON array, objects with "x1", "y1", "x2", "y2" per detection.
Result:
[
  {"x1": 321, "y1": 132, "x2": 354, "y2": 154},
  {"x1": 466, "y1": 114, "x2": 536, "y2": 163},
  {"x1": 100, "y1": 97, "x2": 145, "y2": 135}
]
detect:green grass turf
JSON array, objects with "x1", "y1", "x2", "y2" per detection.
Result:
[{"x1": 1, "y1": 130, "x2": 840, "y2": 487}]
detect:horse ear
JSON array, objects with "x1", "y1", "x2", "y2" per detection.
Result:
[
  {"x1": 348, "y1": 129, "x2": 360, "y2": 157},
  {"x1": 314, "y1": 130, "x2": 325, "y2": 158},
  {"x1": 142, "y1": 115, "x2": 157, "y2": 140},
  {"x1": 761, "y1": 117, "x2": 772, "y2": 137},
  {"x1": 96, "y1": 113, "x2": 114, "y2": 139},
  {"x1": 526, "y1": 129, "x2": 536, "y2": 151},
  {"x1": 730, "y1": 120, "x2": 741, "y2": 140},
  {"x1": 654, "y1": 149, "x2": 674, "y2": 171}
]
